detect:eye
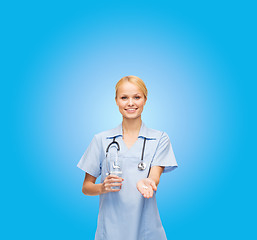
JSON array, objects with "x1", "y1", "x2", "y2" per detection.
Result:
[
  {"x1": 135, "y1": 96, "x2": 141, "y2": 99},
  {"x1": 121, "y1": 96, "x2": 127, "y2": 100}
]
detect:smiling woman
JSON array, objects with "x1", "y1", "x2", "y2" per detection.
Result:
[
  {"x1": 115, "y1": 77, "x2": 147, "y2": 123},
  {"x1": 77, "y1": 75, "x2": 178, "y2": 240}
]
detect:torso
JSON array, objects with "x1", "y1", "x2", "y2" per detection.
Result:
[{"x1": 94, "y1": 122, "x2": 169, "y2": 239}]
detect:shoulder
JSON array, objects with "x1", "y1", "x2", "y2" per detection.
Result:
[
  {"x1": 141, "y1": 125, "x2": 172, "y2": 149},
  {"x1": 144, "y1": 124, "x2": 169, "y2": 140}
]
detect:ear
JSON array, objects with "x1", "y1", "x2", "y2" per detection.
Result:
[{"x1": 144, "y1": 97, "x2": 147, "y2": 105}]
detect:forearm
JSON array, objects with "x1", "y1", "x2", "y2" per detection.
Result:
[
  {"x1": 82, "y1": 182, "x2": 103, "y2": 196},
  {"x1": 148, "y1": 166, "x2": 164, "y2": 187}
]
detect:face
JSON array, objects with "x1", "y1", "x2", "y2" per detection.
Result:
[{"x1": 115, "y1": 81, "x2": 147, "y2": 120}]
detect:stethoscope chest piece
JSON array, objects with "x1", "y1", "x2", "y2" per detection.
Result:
[{"x1": 138, "y1": 162, "x2": 146, "y2": 171}]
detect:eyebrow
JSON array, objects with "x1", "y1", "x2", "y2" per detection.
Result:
[{"x1": 120, "y1": 93, "x2": 142, "y2": 96}]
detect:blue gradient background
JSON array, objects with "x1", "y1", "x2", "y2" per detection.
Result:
[{"x1": 1, "y1": 1, "x2": 256, "y2": 239}]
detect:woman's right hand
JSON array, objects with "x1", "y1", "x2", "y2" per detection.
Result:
[{"x1": 101, "y1": 174, "x2": 124, "y2": 194}]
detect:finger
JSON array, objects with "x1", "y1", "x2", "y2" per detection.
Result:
[
  {"x1": 110, "y1": 188, "x2": 121, "y2": 192},
  {"x1": 106, "y1": 175, "x2": 117, "y2": 181},
  {"x1": 105, "y1": 185, "x2": 122, "y2": 192},
  {"x1": 146, "y1": 190, "x2": 151, "y2": 198},
  {"x1": 105, "y1": 187, "x2": 121, "y2": 193},
  {"x1": 138, "y1": 187, "x2": 147, "y2": 196},
  {"x1": 136, "y1": 184, "x2": 142, "y2": 193},
  {"x1": 139, "y1": 189, "x2": 146, "y2": 197},
  {"x1": 144, "y1": 188, "x2": 150, "y2": 198},
  {"x1": 105, "y1": 183, "x2": 122, "y2": 189},
  {"x1": 146, "y1": 191, "x2": 149, "y2": 198},
  {"x1": 148, "y1": 188, "x2": 152, "y2": 198},
  {"x1": 149, "y1": 181, "x2": 157, "y2": 191},
  {"x1": 106, "y1": 179, "x2": 123, "y2": 185},
  {"x1": 108, "y1": 174, "x2": 124, "y2": 180},
  {"x1": 108, "y1": 174, "x2": 119, "y2": 178},
  {"x1": 145, "y1": 189, "x2": 148, "y2": 198},
  {"x1": 144, "y1": 188, "x2": 148, "y2": 198},
  {"x1": 108, "y1": 177, "x2": 124, "y2": 183},
  {"x1": 110, "y1": 182, "x2": 122, "y2": 187},
  {"x1": 143, "y1": 186, "x2": 151, "y2": 197},
  {"x1": 110, "y1": 178, "x2": 123, "y2": 182},
  {"x1": 142, "y1": 189, "x2": 148, "y2": 198},
  {"x1": 137, "y1": 187, "x2": 144, "y2": 195}
]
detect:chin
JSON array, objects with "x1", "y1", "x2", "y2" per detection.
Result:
[{"x1": 123, "y1": 114, "x2": 142, "y2": 120}]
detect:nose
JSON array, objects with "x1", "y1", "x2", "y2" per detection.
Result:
[{"x1": 128, "y1": 98, "x2": 134, "y2": 106}]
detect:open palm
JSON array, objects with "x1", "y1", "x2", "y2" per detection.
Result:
[{"x1": 136, "y1": 178, "x2": 157, "y2": 198}]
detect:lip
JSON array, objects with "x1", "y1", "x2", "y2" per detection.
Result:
[{"x1": 125, "y1": 108, "x2": 138, "y2": 113}]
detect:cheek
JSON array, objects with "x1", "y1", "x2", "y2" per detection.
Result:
[
  {"x1": 117, "y1": 102, "x2": 125, "y2": 109},
  {"x1": 138, "y1": 100, "x2": 146, "y2": 107},
  {"x1": 116, "y1": 100, "x2": 122, "y2": 106}
]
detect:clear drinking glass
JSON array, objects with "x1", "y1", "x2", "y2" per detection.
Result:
[{"x1": 108, "y1": 151, "x2": 123, "y2": 190}]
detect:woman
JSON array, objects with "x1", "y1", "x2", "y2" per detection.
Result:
[{"x1": 77, "y1": 75, "x2": 178, "y2": 240}]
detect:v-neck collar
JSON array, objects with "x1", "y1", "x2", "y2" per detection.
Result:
[
  {"x1": 106, "y1": 121, "x2": 157, "y2": 154},
  {"x1": 106, "y1": 121, "x2": 157, "y2": 140},
  {"x1": 120, "y1": 137, "x2": 136, "y2": 151}
]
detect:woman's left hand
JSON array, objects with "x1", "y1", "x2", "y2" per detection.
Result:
[{"x1": 136, "y1": 178, "x2": 157, "y2": 198}]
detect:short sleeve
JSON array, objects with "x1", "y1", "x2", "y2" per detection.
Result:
[
  {"x1": 151, "y1": 132, "x2": 178, "y2": 173},
  {"x1": 77, "y1": 134, "x2": 102, "y2": 178}
]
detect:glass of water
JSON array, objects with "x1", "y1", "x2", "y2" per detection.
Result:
[{"x1": 108, "y1": 152, "x2": 123, "y2": 190}]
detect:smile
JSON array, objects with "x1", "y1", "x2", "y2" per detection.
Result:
[{"x1": 125, "y1": 108, "x2": 138, "y2": 113}]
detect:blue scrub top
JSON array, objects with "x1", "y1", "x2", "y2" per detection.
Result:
[{"x1": 77, "y1": 121, "x2": 178, "y2": 240}]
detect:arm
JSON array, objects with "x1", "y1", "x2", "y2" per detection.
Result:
[
  {"x1": 82, "y1": 173, "x2": 124, "y2": 196},
  {"x1": 148, "y1": 166, "x2": 165, "y2": 187},
  {"x1": 82, "y1": 173, "x2": 102, "y2": 196},
  {"x1": 136, "y1": 166, "x2": 165, "y2": 198}
]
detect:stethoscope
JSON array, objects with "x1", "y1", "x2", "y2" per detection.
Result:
[{"x1": 105, "y1": 136, "x2": 147, "y2": 175}]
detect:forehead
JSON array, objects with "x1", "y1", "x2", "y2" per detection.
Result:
[{"x1": 117, "y1": 82, "x2": 143, "y2": 95}]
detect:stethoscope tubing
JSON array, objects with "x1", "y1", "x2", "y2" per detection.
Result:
[{"x1": 105, "y1": 136, "x2": 147, "y2": 175}]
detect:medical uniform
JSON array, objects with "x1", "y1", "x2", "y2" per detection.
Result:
[{"x1": 77, "y1": 121, "x2": 178, "y2": 240}]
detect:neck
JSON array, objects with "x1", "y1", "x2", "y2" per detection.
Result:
[{"x1": 122, "y1": 118, "x2": 142, "y2": 135}]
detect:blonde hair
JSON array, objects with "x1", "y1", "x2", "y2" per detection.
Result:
[{"x1": 115, "y1": 75, "x2": 148, "y2": 99}]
